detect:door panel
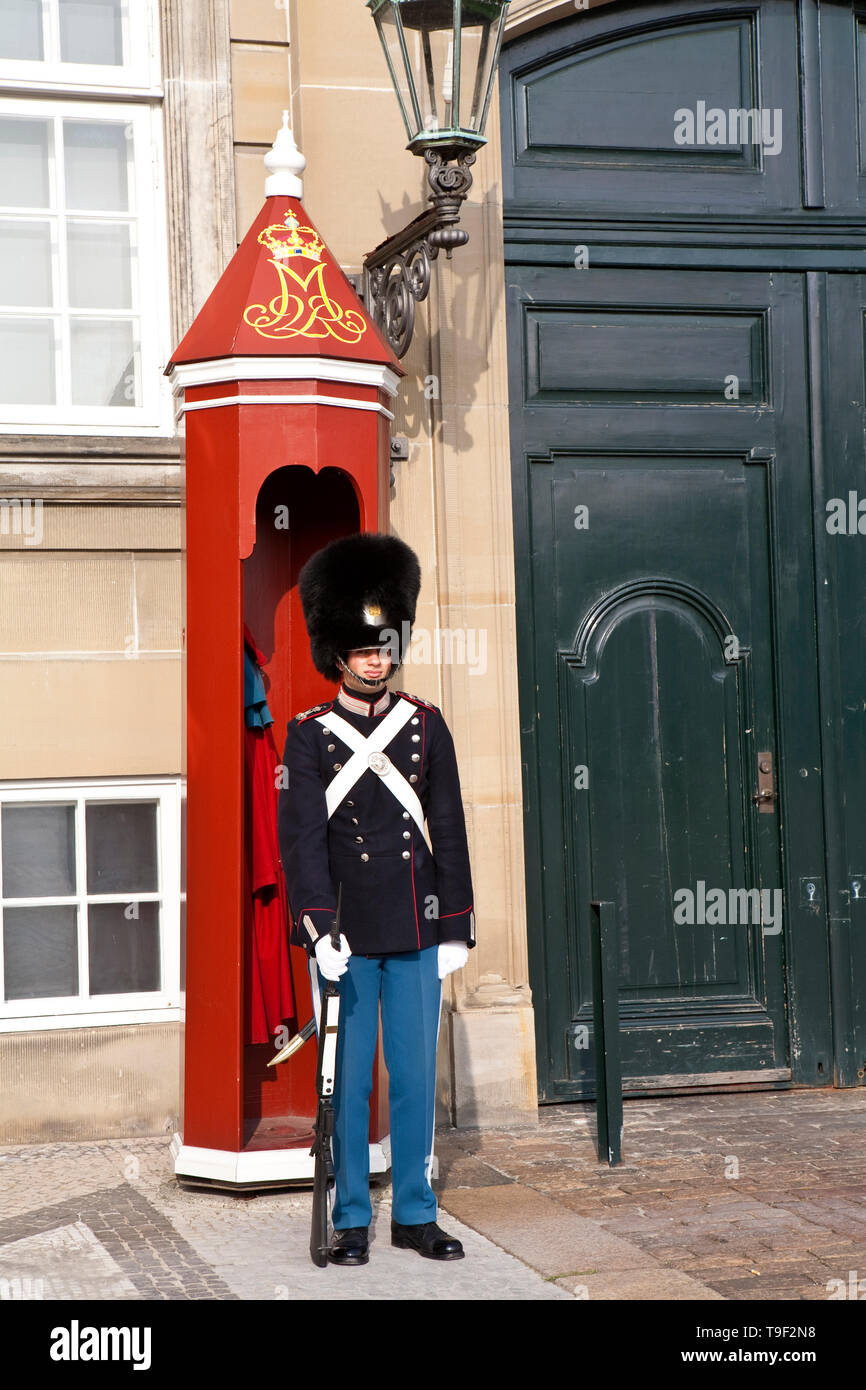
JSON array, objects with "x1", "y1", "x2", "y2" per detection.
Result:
[
  {"x1": 501, "y1": 0, "x2": 802, "y2": 215},
  {"x1": 508, "y1": 264, "x2": 829, "y2": 1098},
  {"x1": 546, "y1": 455, "x2": 785, "y2": 1090},
  {"x1": 818, "y1": 273, "x2": 866, "y2": 1079},
  {"x1": 819, "y1": 3, "x2": 866, "y2": 211}
]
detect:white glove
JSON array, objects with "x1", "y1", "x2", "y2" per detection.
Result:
[
  {"x1": 437, "y1": 941, "x2": 469, "y2": 980},
  {"x1": 314, "y1": 933, "x2": 352, "y2": 981}
]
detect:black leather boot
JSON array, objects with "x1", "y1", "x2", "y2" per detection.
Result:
[
  {"x1": 328, "y1": 1226, "x2": 369, "y2": 1266},
  {"x1": 391, "y1": 1220, "x2": 465, "y2": 1260}
]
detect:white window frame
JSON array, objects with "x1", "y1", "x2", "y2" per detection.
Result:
[
  {"x1": 0, "y1": 0, "x2": 174, "y2": 436},
  {"x1": 0, "y1": 775, "x2": 184, "y2": 1031},
  {"x1": 0, "y1": 0, "x2": 160, "y2": 95},
  {"x1": 0, "y1": 95, "x2": 172, "y2": 432}
]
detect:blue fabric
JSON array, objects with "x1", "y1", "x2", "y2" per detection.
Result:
[
  {"x1": 244, "y1": 647, "x2": 273, "y2": 729},
  {"x1": 315, "y1": 945, "x2": 442, "y2": 1229}
]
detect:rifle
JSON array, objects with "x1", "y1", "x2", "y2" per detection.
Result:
[{"x1": 309, "y1": 884, "x2": 343, "y2": 1268}]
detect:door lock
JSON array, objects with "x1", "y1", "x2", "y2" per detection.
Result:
[{"x1": 752, "y1": 751, "x2": 777, "y2": 812}]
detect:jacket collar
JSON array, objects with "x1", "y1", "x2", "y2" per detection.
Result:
[{"x1": 336, "y1": 681, "x2": 391, "y2": 717}]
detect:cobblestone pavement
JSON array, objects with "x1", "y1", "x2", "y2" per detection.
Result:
[
  {"x1": 0, "y1": 1135, "x2": 569, "y2": 1301},
  {"x1": 0, "y1": 1087, "x2": 863, "y2": 1301},
  {"x1": 436, "y1": 1087, "x2": 866, "y2": 1300}
]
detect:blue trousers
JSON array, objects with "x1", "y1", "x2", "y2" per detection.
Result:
[{"x1": 311, "y1": 946, "x2": 442, "y2": 1229}]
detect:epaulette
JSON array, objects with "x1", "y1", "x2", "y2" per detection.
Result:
[
  {"x1": 293, "y1": 700, "x2": 335, "y2": 724},
  {"x1": 400, "y1": 691, "x2": 439, "y2": 712}
]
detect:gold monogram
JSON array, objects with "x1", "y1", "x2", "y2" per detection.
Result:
[{"x1": 243, "y1": 208, "x2": 367, "y2": 344}]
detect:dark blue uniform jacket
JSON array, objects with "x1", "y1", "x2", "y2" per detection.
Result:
[{"x1": 277, "y1": 684, "x2": 475, "y2": 957}]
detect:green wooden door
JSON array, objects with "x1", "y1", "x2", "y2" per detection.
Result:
[{"x1": 501, "y1": 0, "x2": 866, "y2": 1100}]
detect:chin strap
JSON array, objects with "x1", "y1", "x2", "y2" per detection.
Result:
[{"x1": 336, "y1": 655, "x2": 398, "y2": 690}]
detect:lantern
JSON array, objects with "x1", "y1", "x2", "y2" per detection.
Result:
[{"x1": 367, "y1": 0, "x2": 510, "y2": 155}]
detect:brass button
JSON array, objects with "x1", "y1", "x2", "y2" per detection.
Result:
[
  {"x1": 411, "y1": 734, "x2": 420, "y2": 742},
  {"x1": 351, "y1": 817, "x2": 359, "y2": 825},
  {"x1": 347, "y1": 800, "x2": 354, "y2": 807},
  {"x1": 402, "y1": 811, "x2": 410, "y2": 820},
  {"x1": 403, "y1": 831, "x2": 410, "y2": 839},
  {"x1": 360, "y1": 853, "x2": 369, "y2": 862},
  {"x1": 333, "y1": 763, "x2": 342, "y2": 771},
  {"x1": 402, "y1": 851, "x2": 410, "y2": 860},
  {"x1": 328, "y1": 743, "x2": 336, "y2": 752},
  {"x1": 411, "y1": 754, "x2": 420, "y2": 762},
  {"x1": 411, "y1": 717, "x2": 419, "y2": 725},
  {"x1": 321, "y1": 727, "x2": 331, "y2": 735},
  {"x1": 355, "y1": 836, "x2": 364, "y2": 843},
  {"x1": 409, "y1": 774, "x2": 418, "y2": 783}
]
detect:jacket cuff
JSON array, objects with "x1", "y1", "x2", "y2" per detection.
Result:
[
  {"x1": 293, "y1": 907, "x2": 337, "y2": 954},
  {"x1": 436, "y1": 906, "x2": 476, "y2": 947}
]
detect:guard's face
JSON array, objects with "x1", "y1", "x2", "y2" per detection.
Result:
[{"x1": 346, "y1": 647, "x2": 392, "y2": 681}]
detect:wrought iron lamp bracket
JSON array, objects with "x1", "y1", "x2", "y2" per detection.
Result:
[{"x1": 363, "y1": 149, "x2": 477, "y2": 360}]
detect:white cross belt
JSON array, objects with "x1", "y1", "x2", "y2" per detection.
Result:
[{"x1": 315, "y1": 697, "x2": 428, "y2": 839}]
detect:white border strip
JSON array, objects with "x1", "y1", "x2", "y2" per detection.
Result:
[
  {"x1": 177, "y1": 393, "x2": 394, "y2": 420},
  {"x1": 166, "y1": 355, "x2": 401, "y2": 398},
  {"x1": 171, "y1": 1133, "x2": 389, "y2": 1184}
]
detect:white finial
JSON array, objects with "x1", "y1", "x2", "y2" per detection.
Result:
[{"x1": 264, "y1": 111, "x2": 305, "y2": 197}]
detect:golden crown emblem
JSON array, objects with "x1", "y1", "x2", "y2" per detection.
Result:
[{"x1": 257, "y1": 208, "x2": 325, "y2": 263}]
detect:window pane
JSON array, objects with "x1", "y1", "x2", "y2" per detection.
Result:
[
  {"x1": 0, "y1": 117, "x2": 51, "y2": 209},
  {"x1": 2, "y1": 803, "x2": 76, "y2": 897},
  {"x1": 0, "y1": 220, "x2": 53, "y2": 306},
  {"x1": 70, "y1": 317, "x2": 137, "y2": 406},
  {"x1": 371, "y1": 9, "x2": 417, "y2": 141},
  {"x1": 0, "y1": 316, "x2": 56, "y2": 403},
  {"x1": 67, "y1": 220, "x2": 132, "y2": 308},
  {"x1": 63, "y1": 120, "x2": 129, "y2": 211},
  {"x1": 85, "y1": 801, "x2": 157, "y2": 893},
  {"x1": 3, "y1": 905, "x2": 78, "y2": 999},
  {"x1": 0, "y1": 0, "x2": 44, "y2": 60},
  {"x1": 88, "y1": 901, "x2": 160, "y2": 993},
  {"x1": 458, "y1": 16, "x2": 497, "y2": 132},
  {"x1": 59, "y1": 0, "x2": 124, "y2": 66}
]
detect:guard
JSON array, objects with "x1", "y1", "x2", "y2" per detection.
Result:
[{"x1": 277, "y1": 531, "x2": 476, "y2": 1266}]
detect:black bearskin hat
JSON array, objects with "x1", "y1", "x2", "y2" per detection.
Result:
[{"x1": 297, "y1": 531, "x2": 421, "y2": 683}]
